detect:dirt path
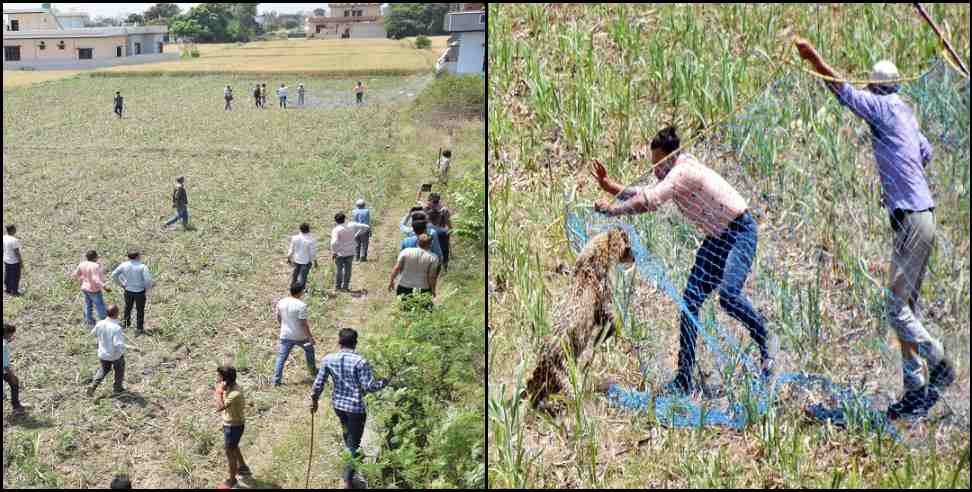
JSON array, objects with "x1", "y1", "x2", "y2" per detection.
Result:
[
  {"x1": 290, "y1": 74, "x2": 433, "y2": 111},
  {"x1": 237, "y1": 115, "x2": 446, "y2": 489}
]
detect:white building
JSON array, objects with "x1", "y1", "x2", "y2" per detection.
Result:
[
  {"x1": 438, "y1": 3, "x2": 485, "y2": 75},
  {"x1": 3, "y1": 5, "x2": 172, "y2": 69}
]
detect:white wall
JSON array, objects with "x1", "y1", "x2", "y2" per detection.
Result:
[{"x1": 457, "y1": 31, "x2": 484, "y2": 74}]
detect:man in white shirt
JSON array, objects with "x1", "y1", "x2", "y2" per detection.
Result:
[
  {"x1": 288, "y1": 223, "x2": 318, "y2": 291},
  {"x1": 331, "y1": 213, "x2": 370, "y2": 292},
  {"x1": 111, "y1": 250, "x2": 154, "y2": 336},
  {"x1": 388, "y1": 234, "x2": 440, "y2": 311},
  {"x1": 438, "y1": 149, "x2": 452, "y2": 185},
  {"x1": 272, "y1": 284, "x2": 318, "y2": 386},
  {"x1": 277, "y1": 83, "x2": 288, "y2": 108},
  {"x1": 87, "y1": 305, "x2": 126, "y2": 396},
  {"x1": 3, "y1": 224, "x2": 23, "y2": 296}
]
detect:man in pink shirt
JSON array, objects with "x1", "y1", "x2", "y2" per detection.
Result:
[
  {"x1": 592, "y1": 127, "x2": 772, "y2": 395},
  {"x1": 74, "y1": 250, "x2": 112, "y2": 326}
]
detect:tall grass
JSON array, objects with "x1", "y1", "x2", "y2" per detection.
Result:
[{"x1": 489, "y1": 2, "x2": 971, "y2": 489}]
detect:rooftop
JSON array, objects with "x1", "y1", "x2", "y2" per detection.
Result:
[
  {"x1": 2, "y1": 8, "x2": 50, "y2": 14},
  {"x1": 3, "y1": 25, "x2": 167, "y2": 39}
]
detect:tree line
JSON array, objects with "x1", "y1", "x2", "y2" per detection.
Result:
[{"x1": 87, "y1": 3, "x2": 457, "y2": 43}]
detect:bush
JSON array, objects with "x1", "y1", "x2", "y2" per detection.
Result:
[
  {"x1": 415, "y1": 35, "x2": 431, "y2": 49},
  {"x1": 413, "y1": 73, "x2": 485, "y2": 119},
  {"x1": 451, "y1": 169, "x2": 486, "y2": 250},
  {"x1": 363, "y1": 301, "x2": 485, "y2": 489}
]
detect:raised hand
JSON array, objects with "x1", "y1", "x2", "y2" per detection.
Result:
[{"x1": 590, "y1": 159, "x2": 608, "y2": 183}]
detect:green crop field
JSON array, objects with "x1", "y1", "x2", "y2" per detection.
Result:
[
  {"x1": 489, "y1": 3, "x2": 970, "y2": 489},
  {"x1": 2, "y1": 58, "x2": 486, "y2": 487}
]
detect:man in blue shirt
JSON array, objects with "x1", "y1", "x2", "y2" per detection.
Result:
[
  {"x1": 310, "y1": 328, "x2": 387, "y2": 489},
  {"x1": 400, "y1": 210, "x2": 443, "y2": 259},
  {"x1": 796, "y1": 38, "x2": 955, "y2": 420},
  {"x1": 352, "y1": 199, "x2": 372, "y2": 262}
]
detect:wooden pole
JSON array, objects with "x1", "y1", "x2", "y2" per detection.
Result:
[
  {"x1": 305, "y1": 410, "x2": 315, "y2": 488},
  {"x1": 913, "y1": 3, "x2": 970, "y2": 78}
]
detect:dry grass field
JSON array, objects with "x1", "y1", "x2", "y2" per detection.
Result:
[
  {"x1": 2, "y1": 70, "x2": 82, "y2": 88},
  {"x1": 95, "y1": 37, "x2": 450, "y2": 77},
  {"x1": 3, "y1": 38, "x2": 485, "y2": 489}
]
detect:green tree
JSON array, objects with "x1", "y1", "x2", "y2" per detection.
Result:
[
  {"x1": 144, "y1": 3, "x2": 181, "y2": 22},
  {"x1": 385, "y1": 3, "x2": 449, "y2": 40},
  {"x1": 169, "y1": 17, "x2": 204, "y2": 42},
  {"x1": 126, "y1": 13, "x2": 145, "y2": 25}
]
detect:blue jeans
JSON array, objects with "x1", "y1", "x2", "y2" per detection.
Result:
[
  {"x1": 335, "y1": 255, "x2": 353, "y2": 290},
  {"x1": 336, "y1": 409, "x2": 366, "y2": 484},
  {"x1": 677, "y1": 212, "x2": 769, "y2": 382},
  {"x1": 291, "y1": 262, "x2": 312, "y2": 291},
  {"x1": 83, "y1": 290, "x2": 108, "y2": 325},
  {"x1": 272, "y1": 339, "x2": 317, "y2": 385},
  {"x1": 165, "y1": 208, "x2": 189, "y2": 228}
]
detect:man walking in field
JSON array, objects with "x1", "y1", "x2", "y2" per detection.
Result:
[
  {"x1": 254, "y1": 84, "x2": 262, "y2": 108},
  {"x1": 389, "y1": 234, "x2": 440, "y2": 311},
  {"x1": 3, "y1": 224, "x2": 23, "y2": 297},
  {"x1": 111, "y1": 250, "x2": 154, "y2": 336},
  {"x1": 3, "y1": 323, "x2": 28, "y2": 417},
  {"x1": 592, "y1": 126, "x2": 773, "y2": 396},
  {"x1": 261, "y1": 83, "x2": 268, "y2": 108},
  {"x1": 795, "y1": 38, "x2": 956, "y2": 419},
  {"x1": 438, "y1": 149, "x2": 453, "y2": 186},
  {"x1": 288, "y1": 223, "x2": 318, "y2": 291},
  {"x1": 272, "y1": 284, "x2": 318, "y2": 386},
  {"x1": 310, "y1": 328, "x2": 388, "y2": 489},
  {"x1": 86, "y1": 304, "x2": 127, "y2": 396},
  {"x1": 215, "y1": 364, "x2": 253, "y2": 489},
  {"x1": 74, "y1": 250, "x2": 112, "y2": 327},
  {"x1": 114, "y1": 91, "x2": 124, "y2": 118},
  {"x1": 400, "y1": 211, "x2": 444, "y2": 260},
  {"x1": 298, "y1": 83, "x2": 306, "y2": 106},
  {"x1": 331, "y1": 213, "x2": 370, "y2": 292},
  {"x1": 425, "y1": 193, "x2": 453, "y2": 272},
  {"x1": 224, "y1": 85, "x2": 234, "y2": 111},
  {"x1": 278, "y1": 83, "x2": 288, "y2": 109},
  {"x1": 163, "y1": 176, "x2": 190, "y2": 231},
  {"x1": 352, "y1": 199, "x2": 371, "y2": 262},
  {"x1": 354, "y1": 81, "x2": 365, "y2": 105}
]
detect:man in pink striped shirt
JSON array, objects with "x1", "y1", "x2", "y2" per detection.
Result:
[
  {"x1": 592, "y1": 127, "x2": 772, "y2": 395},
  {"x1": 74, "y1": 250, "x2": 112, "y2": 326}
]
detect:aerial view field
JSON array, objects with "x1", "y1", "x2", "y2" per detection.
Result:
[
  {"x1": 489, "y1": 3, "x2": 969, "y2": 489},
  {"x1": 3, "y1": 28, "x2": 485, "y2": 492}
]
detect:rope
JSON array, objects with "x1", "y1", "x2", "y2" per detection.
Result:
[{"x1": 615, "y1": 44, "x2": 952, "y2": 189}]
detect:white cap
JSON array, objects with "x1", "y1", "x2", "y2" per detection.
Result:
[
  {"x1": 870, "y1": 60, "x2": 899, "y2": 84},
  {"x1": 356, "y1": 199, "x2": 366, "y2": 207}
]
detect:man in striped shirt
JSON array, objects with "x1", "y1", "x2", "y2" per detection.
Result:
[{"x1": 310, "y1": 328, "x2": 388, "y2": 489}]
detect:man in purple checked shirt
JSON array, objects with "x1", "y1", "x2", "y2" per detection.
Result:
[{"x1": 795, "y1": 37, "x2": 956, "y2": 420}]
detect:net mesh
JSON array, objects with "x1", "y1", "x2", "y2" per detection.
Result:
[{"x1": 561, "y1": 58, "x2": 970, "y2": 439}]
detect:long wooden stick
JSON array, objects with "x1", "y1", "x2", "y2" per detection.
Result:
[
  {"x1": 305, "y1": 410, "x2": 315, "y2": 488},
  {"x1": 913, "y1": 3, "x2": 970, "y2": 78}
]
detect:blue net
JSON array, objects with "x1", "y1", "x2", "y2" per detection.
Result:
[{"x1": 561, "y1": 57, "x2": 969, "y2": 439}]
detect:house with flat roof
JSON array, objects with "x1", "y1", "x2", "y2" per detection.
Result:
[
  {"x1": 3, "y1": 4, "x2": 173, "y2": 70},
  {"x1": 438, "y1": 3, "x2": 485, "y2": 75},
  {"x1": 304, "y1": 3, "x2": 386, "y2": 39}
]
